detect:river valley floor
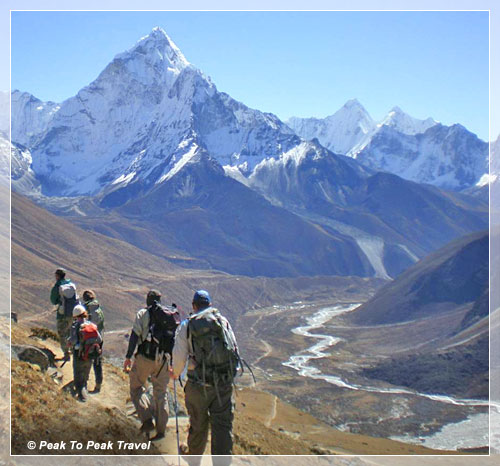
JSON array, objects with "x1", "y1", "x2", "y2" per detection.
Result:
[{"x1": 236, "y1": 300, "x2": 489, "y2": 452}]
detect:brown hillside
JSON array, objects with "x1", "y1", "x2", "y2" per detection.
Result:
[
  {"x1": 12, "y1": 191, "x2": 382, "y2": 331},
  {"x1": 11, "y1": 322, "x2": 457, "y2": 456}
]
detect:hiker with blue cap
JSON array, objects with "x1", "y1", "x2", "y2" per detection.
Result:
[{"x1": 171, "y1": 290, "x2": 239, "y2": 460}]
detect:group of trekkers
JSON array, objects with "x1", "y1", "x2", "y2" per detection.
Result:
[
  {"x1": 51, "y1": 268, "x2": 104, "y2": 400},
  {"x1": 50, "y1": 268, "x2": 242, "y2": 459}
]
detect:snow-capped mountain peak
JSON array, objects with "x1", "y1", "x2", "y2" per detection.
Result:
[
  {"x1": 118, "y1": 26, "x2": 190, "y2": 72},
  {"x1": 286, "y1": 99, "x2": 375, "y2": 155},
  {"x1": 10, "y1": 27, "x2": 301, "y2": 198},
  {"x1": 96, "y1": 26, "x2": 191, "y2": 92},
  {"x1": 340, "y1": 98, "x2": 364, "y2": 111},
  {"x1": 380, "y1": 105, "x2": 437, "y2": 135},
  {"x1": 330, "y1": 99, "x2": 375, "y2": 133}
]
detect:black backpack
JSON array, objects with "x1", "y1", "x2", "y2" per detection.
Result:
[
  {"x1": 188, "y1": 308, "x2": 240, "y2": 387},
  {"x1": 139, "y1": 303, "x2": 180, "y2": 360}
]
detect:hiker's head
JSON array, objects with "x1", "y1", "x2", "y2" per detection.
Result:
[
  {"x1": 192, "y1": 290, "x2": 211, "y2": 311},
  {"x1": 55, "y1": 268, "x2": 66, "y2": 280},
  {"x1": 82, "y1": 290, "x2": 96, "y2": 302},
  {"x1": 73, "y1": 304, "x2": 87, "y2": 319},
  {"x1": 146, "y1": 289, "x2": 162, "y2": 307}
]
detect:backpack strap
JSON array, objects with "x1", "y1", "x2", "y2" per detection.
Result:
[
  {"x1": 186, "y1": 317, "x2": 197, "y2": 367},
  {"x1": 145, "y1": 304, "x2": 157, "y2": 341}
]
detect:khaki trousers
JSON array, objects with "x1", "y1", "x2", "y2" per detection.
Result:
[
  {"x1": 129, "y1": 353, "x2": 170, "y2": 434},
  {"x1": 57, "y1": 316, "x2": 73, "y2": 355}
]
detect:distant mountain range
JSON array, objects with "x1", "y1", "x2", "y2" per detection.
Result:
[
  {"x1": 287, "y1": 101, "x2": 488, "y2": 191},
  {"x1": 287, "y1": 101, "x2": 437, "y2": 156},
  {"x1": 5, "y1": 27, "x2": 489, "y2": 279}
]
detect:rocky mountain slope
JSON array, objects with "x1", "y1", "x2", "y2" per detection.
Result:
[
  {"x1": 247, "y1": 139, "x2": 487, "y2": 277},
  {"x1": 348, "y1": 230, "x2": 488, "y2": 325},
  {"x1": 81, "y1": 147, "x2": 375, "y2": 278},
  {"x1": 354, "y1": 123, "x2": 488, "y2": 191},
  {"x1": 345, "y1": 231, "x2": 488, "y2": 398},
  {"x1": 12, "y1": 190, "x2": 383, "y2": 328}
]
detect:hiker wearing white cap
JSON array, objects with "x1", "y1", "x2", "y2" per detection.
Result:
[
  {"x1": 82, "y1": 290, "x2": 105, "y2": 393},
  {"x1": 68, "y1": 305, "x2": 102, "y2": 402}
]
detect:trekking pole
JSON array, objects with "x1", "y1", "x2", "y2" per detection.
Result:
[
  {"x1": 173, "y1": 378, "x2": 181, "y2": 466},
  {"x1": 156, "y1": 353, "x2": 167, "y2": 378}
]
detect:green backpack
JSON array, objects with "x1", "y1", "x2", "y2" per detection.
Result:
[
  {"x1": 85, "y1": 299, "x2": 105, "y2": 333},
  {"x1": 188, "y1": 308, "x2": 240, "y2": 388}
]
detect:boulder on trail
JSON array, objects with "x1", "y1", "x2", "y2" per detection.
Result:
[{"x1": 11, "y1": 345, "x2": 56, "y2": 371}]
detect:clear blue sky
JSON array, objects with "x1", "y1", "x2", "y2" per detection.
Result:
[{"x1": 11, "y1": 10, "x2": 489, "y2": 140}]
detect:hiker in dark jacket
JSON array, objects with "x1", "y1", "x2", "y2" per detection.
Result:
[
  {"x1": 82, "y1": 290, "x2": 105, "y2": 393},
  {"x1": 50, "y1": 268, "x2": 77, "y2": 361},
  {"x1": 68, "y1": 305, "x2": 102, "y2": 403},
  {"x1": 172, "y1": 290, "x2": 238, "y2": 461},
  {"x1": 124, "y1": 290, "x2": 180, "y2": 441}
]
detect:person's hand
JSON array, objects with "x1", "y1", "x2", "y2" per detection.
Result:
[
  {"x1": 168, "y1": 366, "x2": 175, "y2": 379},
  {"x1": 123, "y1": 358, "x2": 132, "y2": 373}
]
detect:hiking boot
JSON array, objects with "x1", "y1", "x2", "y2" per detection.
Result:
[
  {"x1": 139, "y1": 418, "x2": 155, "y2": 434},
  {"x1": 150, "y1": 432, "x2": 165, "y2": 441},
  {"x1": 90, "y1": 383, "x2": 101, "y2": 394},
  {"x1": 77, "y1": 388, "x2": 88, "y2": 403}
]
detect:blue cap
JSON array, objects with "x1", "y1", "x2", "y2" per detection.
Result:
[{"x1": 193, "y1": 290, "x2": 211, "y2": 305}]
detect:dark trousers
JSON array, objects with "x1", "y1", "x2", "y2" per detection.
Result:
[
  {"x1": 72, "y1": 350, "x2": 92, "y2": 392},
  {"x1": 184, "y1": 380, "x2": 234, "y2": 456},
  {"x1": 92, "y1": 343, "x2": 103, "y2": 385},
  {"x1": 92, "y1": 355, "x2": 103, "y2": 385}
]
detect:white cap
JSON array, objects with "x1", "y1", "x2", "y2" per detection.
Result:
[{"x1": 72, "y1": 304, "x2": 86, "y2": 317}]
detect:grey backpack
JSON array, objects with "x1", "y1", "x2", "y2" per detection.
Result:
[{"x1": 59, "y1": 282, "x2": 78, "y2": 317}]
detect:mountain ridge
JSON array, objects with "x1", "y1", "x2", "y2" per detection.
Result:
[
  {"x1": 287, "y1": 102, "x2": 487, "y2": 191},
  {"x1": 7, "y1": 27, "x2": 489, "y2": 280}
]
